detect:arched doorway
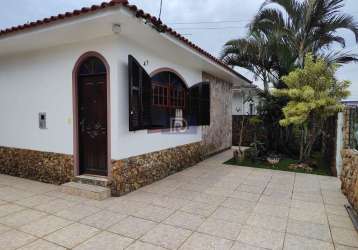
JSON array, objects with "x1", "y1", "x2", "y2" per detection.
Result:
[{"x1": 74, "y1": 53, "x2": 109, "y2": 176}]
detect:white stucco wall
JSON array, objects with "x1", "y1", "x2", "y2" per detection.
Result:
[
  {"x1": 336, "y1": 112, "x2": 344, "y2": 176},
  {"x1": 0, "y1": 34, "x2": 202, "y2": 160},
  {"x1": 0, "y1": 37, "x2": 112, "y2": 155}
]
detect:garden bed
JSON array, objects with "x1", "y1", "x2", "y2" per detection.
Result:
[{"x1": 224, "y1": 154, "x2": 331, "y2": 176}]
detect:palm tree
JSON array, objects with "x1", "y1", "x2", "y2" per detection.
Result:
[
  {"x1": 251, "y1": 0, "x2": 358, "y2": 67},
  {"x1": 222, "y1": 31, "x2": 296, "y2": 91},
  {"x1": 222, "y1": 0, "x2": 358, "y2": 86},
  {"x1": 222, "y1": 32, "x2": 271, "y2": 92}
]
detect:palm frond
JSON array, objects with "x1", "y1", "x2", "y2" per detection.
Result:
[
  {"x1": 261, "y1": 0, "x2": 303, "y2": 19},
  {"x1": 320, "y1": 50, "x2": 358, "y2": 65},
  {"x1": 250, "y1": 8, "x2": 290, "y2": 35},
  {"x1": 323, "y1": 15, "x2": 358, "y2": 42},
  {"x1": 221, "y1": 0, "x2": 358, "y2": 94}
]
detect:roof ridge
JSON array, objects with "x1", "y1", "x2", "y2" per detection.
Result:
[
  {"x1": 0, "y1": 0, "x2": 251, "y2": 83},
  {"x1": 0, "y1": 1, "x2": 124, "y2": 36}
]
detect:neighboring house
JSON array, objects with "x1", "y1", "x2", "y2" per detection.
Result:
[
  {"x1": 232, "y1": 84, "x2": 262, "y2": 116},
  {"x1": 336, "y1": 101, "x2": 358, "y2": 176},
  {"x1": 0, "y1": 0, "x2": 251, "y2": 195},
  {"x1": 231, "y1": 84, "x2": 263, "y2": 146},
  {"x1": 342, "y1": 100, "x2": 358, "y2": 107}
]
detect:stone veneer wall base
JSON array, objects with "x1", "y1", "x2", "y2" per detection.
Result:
[
  {"x1": 340, "y1": 108, "x2": 358, "y2": 213},
  {"x1": 0, "y1": 142, "x2": 229, "y2": 196},
  {"x1": 341, "y1": 149, "x2": 358, "y2": 212},
  {"x1": 0, "y1": 146, "x2": 74, "y2": 185},
  {"x1": 111, "y1": 142, "x2": 207, "y2": 196}
]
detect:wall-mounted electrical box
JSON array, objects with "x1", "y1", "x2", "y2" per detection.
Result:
[{"x1": 39, "y1": 113, "x2": 47, "y2": 129}]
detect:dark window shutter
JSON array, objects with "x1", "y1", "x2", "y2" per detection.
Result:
[
  {"x1": 188, "y1": 82, "x2": 210, "y2": 126},
  {"x1": 128, "y1": 55, "x2": 152, "y2": 131},
  {"x1": 188, "y1": 84, "x2": 200, "y2": 126},
  {"x1": 183, "y1": 90, "x2": 190, "y2": 127},
  {"x1": 200, "y1": 82, "x2": 210, "y2": 126},
  {"x1": 141, "y1": 69, "x2": 152, "y2": 128}
]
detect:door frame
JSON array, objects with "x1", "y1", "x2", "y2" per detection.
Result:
[{"x1": 72, "y1": 51, "x2": 111, "y2": 177}]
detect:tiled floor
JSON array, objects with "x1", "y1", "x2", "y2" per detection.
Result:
[{"x1": 0, "y1": 150, "x2": 357, "y2": 249}]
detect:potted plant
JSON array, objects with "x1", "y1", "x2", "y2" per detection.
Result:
[{"x1": 267, "y1": 154, "x2": 280, "y2": 168}]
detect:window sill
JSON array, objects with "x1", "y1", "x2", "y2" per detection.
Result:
[
  {"x1": 146, "y1": 125, "x2": 207, "y2": 134},
  {"x1": 147, "y1": 128, "x2": 171, "y2": 134}
]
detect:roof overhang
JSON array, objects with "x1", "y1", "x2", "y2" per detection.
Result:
[
  {"x1": 0, "y1": 1, "x2": 251, "y2": 85},
  {"x1": 0, "y1": 8, "x2": 121, "y2": 56}
]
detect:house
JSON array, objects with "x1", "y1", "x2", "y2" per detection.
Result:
[
  {"x1": 231, "y1": 83, "x2": 262, "y2": 146},
  {"x1": 0, "y1": 0, "x2": 251, "y2": 195},
  {"x1": 232, "y1": 84, "x2": 262, "y2": 116},
  {"x1": 335, "y1": 101, "x2": 358, "y2": 176},
  {"x1": 342, "y1": 100, "x2": 358, "y2": 107}
]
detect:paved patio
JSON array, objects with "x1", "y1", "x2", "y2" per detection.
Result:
[{"x1": 0, "y1": 150, "x2": 357, "y2": 250}]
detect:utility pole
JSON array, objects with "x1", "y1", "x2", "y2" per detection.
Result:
[{"x1": 158, "y1": 0, "x2": 163, "y2": 21}]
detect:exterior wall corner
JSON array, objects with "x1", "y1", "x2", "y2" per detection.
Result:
[{"x1": 201, "y1": 72, "x2": 233, "y2": 155}]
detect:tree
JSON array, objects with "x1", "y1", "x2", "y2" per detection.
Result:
[
  {"x1": 273, "y1": 54, "x2": 350, "y2": 162},
  {"x1": 251, "y1": 0, "x2": 358, "y2": 67},
  {"x1": 222, "y1": 0, "x2": 358, "y2": 89},
  {"x1": 221, "y1": 0, "x2": 358, "y2": 156},
  {"x1": 221, "y1": 30, "x2": 296, "y2": 91}
]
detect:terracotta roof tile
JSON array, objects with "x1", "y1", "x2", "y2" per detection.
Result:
[{"x1": 0, "y1": 0, "x2": 251, "y2": 83}]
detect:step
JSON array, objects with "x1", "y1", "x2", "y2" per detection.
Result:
[
  {"x1": 61, "y1": 182, "x2": 111, "y2": 200},
  {"x1": 73, "y1": 175, "x2": 110, "y2": 187}
]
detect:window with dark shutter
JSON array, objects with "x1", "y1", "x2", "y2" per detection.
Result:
[
  {"x1": 188, "y1": 81, "x2": 211, "y2": 126},
  {"x1": 150, "y1": 71, "x2": 188, "y2": 129},
  {"x1": 188, "y1": 84, "x2": 200, "y2": 126},
  {"x1": 128, "y1": 55, "x2": 152, "y2": 131},
  {"x1": 200, "y1": 82, "x2": 210, "y2": 125},
  {"x1": 128, "y1": 58, "x2": 210, "y2": 131}
]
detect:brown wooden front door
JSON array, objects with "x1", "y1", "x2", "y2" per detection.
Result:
[{"x1": 78, "y1": 74, "x2": 108, "y2": 176}]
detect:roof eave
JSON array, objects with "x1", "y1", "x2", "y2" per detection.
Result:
[{"x1": 0, "y1": 0, "x2": 252, "y2": 84}]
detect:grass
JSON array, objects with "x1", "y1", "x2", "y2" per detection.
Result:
[{"x1": 224, "y1": 154, "x2": 332, "y2": 176}]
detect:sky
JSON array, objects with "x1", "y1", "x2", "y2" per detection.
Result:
[{"x1": 1, "y1": 0, "x2": 358, "y2": 99}]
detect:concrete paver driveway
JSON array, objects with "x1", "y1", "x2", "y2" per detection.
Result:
[{"x1": 0, "y1": 150, "x2": 357, "y2": 250}]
